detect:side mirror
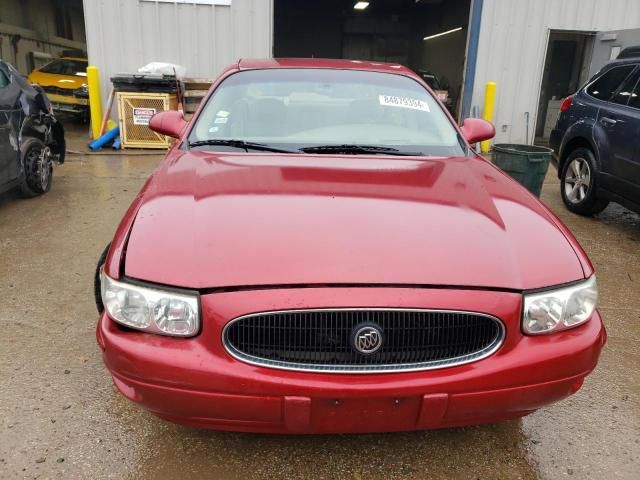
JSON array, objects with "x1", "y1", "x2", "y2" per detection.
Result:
[
  {"x1": 149, "y1": 110, "x2": 187, "y2": 139},
  {"x1": 460, "y1": 118, "x2": 495, "y2": 144}
]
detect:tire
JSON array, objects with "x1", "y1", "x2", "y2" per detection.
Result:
[
  {"x1": 560, "y1": 147, "x2": 609, "y2": 216},
  {"x1": 94, "y1": 243, "x2": 111, "y2": 313},
  {"x1": 79, "y1": 110, "x2": 89, "y2": 124},
  {"x1": 19, "y1": 138, "x2": 53, "y2": 198}
]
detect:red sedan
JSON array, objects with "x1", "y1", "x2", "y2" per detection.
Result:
[{"x1": 95, "y1": 58, "x2": 605, "y2": 433}]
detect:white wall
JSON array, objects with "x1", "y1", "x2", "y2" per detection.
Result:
[
  {"x1": 473, "y1": 0, "x2": 640, "y2": 144},
  {"x1": 589, "y1": 27, "x2": 640, "y2": 77},
  {"x1": 82, "y1": 0, "x2": 273, "y2": 109}
]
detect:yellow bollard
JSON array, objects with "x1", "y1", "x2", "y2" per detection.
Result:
[
  {"x1": 87, "y1": 66, "x2": 103, "y2": 140},
  {"x1": 480, "y1": 82, "x2": 496, "y2": 154}
]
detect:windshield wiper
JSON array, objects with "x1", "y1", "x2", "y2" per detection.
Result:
[
  {"x1": 188, "y1": 139, "x2": 299, "y2": 153},
  {"x1": 300, "y1": 144, "x2": 422, "y2": 156}
]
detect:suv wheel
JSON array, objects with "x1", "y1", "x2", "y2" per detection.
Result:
[{"x1": 560, "y1": 147, "x2": 609, "y2": 216}]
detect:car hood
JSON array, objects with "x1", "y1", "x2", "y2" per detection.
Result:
[{"x1": 124, "y1": 151, "x2": 585, "y2": 290}]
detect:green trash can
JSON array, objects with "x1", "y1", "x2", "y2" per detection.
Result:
[{"x1": 492, "y1": 144, "x2": 553, "y2": 197}]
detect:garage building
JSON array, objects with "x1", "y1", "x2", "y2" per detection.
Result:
[
  {"x1": 0, "y1": 0, "x2": 86, "y2": 74},
  {"x1": 4, "y1": 0, "x2": 640, "y2": 145}
]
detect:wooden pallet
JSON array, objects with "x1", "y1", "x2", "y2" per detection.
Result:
[
  {"x1": 183, "y1": 78, "x2": 213, "y2": 113},
  {"x1": 183, "y1": 78, "x2": 213, "y2": 90}
]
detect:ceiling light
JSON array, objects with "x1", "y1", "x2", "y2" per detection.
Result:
[
  {"x1": 354, "y1": 2, "x2": 370, "y2": 10},
  {"x1": 423, "y1": 27, "x2": 463, "y2": 41}
]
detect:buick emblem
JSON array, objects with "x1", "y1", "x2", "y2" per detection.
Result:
[{"x1": 352, "y1": 324, "x2": 383, "y2": 354}]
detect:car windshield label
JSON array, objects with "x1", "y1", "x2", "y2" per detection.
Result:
[{"x1": 378, "y1": 95, "x2": 430, "y2": 112}]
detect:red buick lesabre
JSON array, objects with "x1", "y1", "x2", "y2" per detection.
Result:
[{"x1": 95, "y1": 58, "x2": 605, "y2": 434}]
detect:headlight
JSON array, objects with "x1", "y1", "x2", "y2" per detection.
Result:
[
  {"x1": 100, "y1": 271, "x2": 200, "y2": 337},
  {"x1": 522, "y1": 276, "x2": 597, "y2": 335}
]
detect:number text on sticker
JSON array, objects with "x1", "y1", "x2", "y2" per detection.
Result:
[{"x1": 379, "y1": 95, "x2": 430, "y2": 112}]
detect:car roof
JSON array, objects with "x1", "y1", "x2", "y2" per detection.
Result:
[
  {"x1": 618, "y1": 45, "x2": 640, "y2": 58},
  {"x1": 237, "y1": 58, "x2": 417, "y2": 77},
  {"x1": 600, "y1": 57, "x2": 640, "y2": 69}
]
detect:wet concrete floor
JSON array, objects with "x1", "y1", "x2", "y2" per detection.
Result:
[{"x1": 0, "y1": 130, "x2": 638, "y2": 479}]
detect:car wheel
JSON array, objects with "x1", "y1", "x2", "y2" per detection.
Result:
[
  {"x1": 19, "y1": 138, "x2": 53, "y2": 197},
  {"x1": 560, "y1": 148, "x2": 609, "y2": 216},
  {"x1": 94, "y1": 243, "x2": 111, "y2": 313}
]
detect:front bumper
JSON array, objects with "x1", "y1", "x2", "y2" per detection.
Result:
[
  {"x1": 97, "y1": 287, "x2": 606, "y2": 433},
  {"x1": 46, "y1": 93, "x2": 89, "y2": 115}
]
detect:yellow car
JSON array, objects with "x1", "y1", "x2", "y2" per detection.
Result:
[{"x1": 28, "y1": 57, "x2": 89, "y2": 120}]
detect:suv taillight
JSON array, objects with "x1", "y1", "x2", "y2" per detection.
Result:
[{"x1": 560, "y1": 96, "x2": 573, "y2": 112}]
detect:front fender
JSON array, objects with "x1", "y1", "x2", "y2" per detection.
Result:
[
  {"x1": 18, "y1": 117, "x2": 48, "y2": 144},
  {"x1": 18, "y1": 114, "x2": 65, "y2": 164}
]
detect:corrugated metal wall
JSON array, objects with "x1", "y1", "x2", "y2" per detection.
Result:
[
  {"x1": 82, "y1": 0, "x2": 273, "y2": 107},
  {"x1": 473, "y1": 0, "x2": 640, "y2": 144}
]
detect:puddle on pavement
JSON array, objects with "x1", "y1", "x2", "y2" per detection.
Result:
[
  {"x1": 2, "y1": 141, "x2": 639, "y2": 479},
  {"x1": 112, "y1": 184, "x2": 640, "y2": 480},
  {"x1": 125, "y1": 417, "x2": 538, "y2": 480}
]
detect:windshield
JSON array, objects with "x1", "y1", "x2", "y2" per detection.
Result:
[
  {"x1": 189, "y1": 69, "x2": 464, "y2": 156},
  {"x1": 40, "y1": 59, "x2": 88, "y2": 76}
]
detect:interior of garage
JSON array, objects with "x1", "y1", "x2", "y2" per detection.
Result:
[
  {"x1": 273, "y1": 0, "x2": 471, "y2": 118},
  {"x1": 0, "y1": 0, "x2": 86, "y2": 75},
  {"x1": 534, "y1": 31, "x2": 594, "y2": 144}
]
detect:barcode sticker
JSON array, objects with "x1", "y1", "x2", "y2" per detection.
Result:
[{"x1": 378, "y1": 95, "x2": 430, "y2": 112}]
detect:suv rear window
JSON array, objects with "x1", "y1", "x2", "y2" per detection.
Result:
[
  {"x1": 611, "y1": 69, "x2": 640, "y2": 105},
  {"x1": 587, "y1": 65, "x2": 636, "y2": 101},
  {"x1": 629, "y1": 76, "x2": 640, "y2": 109}
]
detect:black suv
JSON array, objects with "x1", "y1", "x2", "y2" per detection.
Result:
[{"x1": 550, "y1": 58, "x2": 640, "y2": 216}]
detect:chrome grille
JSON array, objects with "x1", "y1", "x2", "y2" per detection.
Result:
[{"x1": 222, "y1": 309, "x2": 505, "y2": 373}]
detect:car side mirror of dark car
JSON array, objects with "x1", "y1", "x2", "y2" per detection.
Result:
[
  {"x1": 460, "y1": 118, "x2": 495, "y2": 145},
  {"x1": 149, "y1": 110, "x2": 187, "y2": 139}
]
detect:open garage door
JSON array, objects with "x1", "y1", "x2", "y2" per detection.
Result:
[
  {"x1": 534, "y1": 31, "x2": 595, "y2": 145},
  {"x1": 534, "y1": 27, "x2": 640, "y2": 145},
  {"x1": 273, "y1": 0, "x2": 471, "y2": 119},
  {"x1": 0, "y1": 0, "x2": 86, "y2": 75}
]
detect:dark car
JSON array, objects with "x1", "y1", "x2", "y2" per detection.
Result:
[
  {"x1": 416, "y1": 70, "x2": 454, "y2": 115},
  {"x1": 0, "y1": 60, "x2": 65, "y2": 197},
  {"x1": 550, "y1": 58, "x2": 640, "y2": 216},
  {"x1": 617, "y1": 46, "x2": 640, "y2": 60}
]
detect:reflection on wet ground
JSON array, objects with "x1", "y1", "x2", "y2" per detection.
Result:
[
  {"x1": 129, "y1": 420, "x2": 537, "y2": 480},
  {"x1": 0, "y1": 133, "x2": 638, "y2": 478}
]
